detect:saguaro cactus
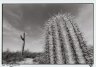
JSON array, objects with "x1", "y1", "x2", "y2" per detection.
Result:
[
  {"x1": 44, "y1": 13, "x2": 93, "y2": 64},
  {"x1": 20, "y1": 32, "x2": 25, "y2": 56}
]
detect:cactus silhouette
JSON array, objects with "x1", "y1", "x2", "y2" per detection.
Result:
[
  {"x1": 44, "y1": 13, "x2": 93, "y2": 64},
  {"x1": 20, "y1": 32, "x2": 25, "y2": 56}
]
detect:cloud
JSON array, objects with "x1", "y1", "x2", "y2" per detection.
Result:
[
  {"x1": 3, "y1": 18, "x2": 44, "y2": 52},
  {"x1": 3, "y1": 18, "x2": 23, "y2": 36},
  {"x1": 3, "y1": 4, "x2": 23, "y2": 31}
]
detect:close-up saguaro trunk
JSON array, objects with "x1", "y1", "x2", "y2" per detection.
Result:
[{"x1": 44, "y1": 13, "x2": 93, "y2": 64}]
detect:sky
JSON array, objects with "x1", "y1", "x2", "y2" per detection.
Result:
[{"x1": 3, "y1": 4, "x2": 93, "y2": 52}]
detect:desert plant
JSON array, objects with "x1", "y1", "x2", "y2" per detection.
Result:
[
  {"x1": 2, "y1": 51, "x2": 24, "y2": 64},
  {"x1": 44, "y1": 13, "x2": 93, "y2": 64},
  {"x1": 20, "y1": 32, "x2": 25, "y2": 56}
]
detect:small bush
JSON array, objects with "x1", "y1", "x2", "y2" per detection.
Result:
[
  {"x1": 3, "y1": 50, "x2": 24, "y2": 64},
  {"x1": 2, "y1": 50, "x2": 44, "y2": 64},
  {"x1": 33, "y1": 53, "x2": 47, "y2": 64}
]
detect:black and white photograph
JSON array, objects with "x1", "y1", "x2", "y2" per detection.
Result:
[{"x1": 2, "y1": 3, "x2": 93, "y2": 65}]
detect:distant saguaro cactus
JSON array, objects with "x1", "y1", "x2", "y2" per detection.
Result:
[
  {"x1": 20, "y1": 32, "x2": 25, "y2": 56},
  {"x1": 44, "y1": 13, "x2": 93, "y2": 64}
]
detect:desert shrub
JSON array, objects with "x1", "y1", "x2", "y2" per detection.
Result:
[
  {"x1": 33, "y1": 53, "x2": 47, "y2": 64},
  {"x1": 2, "y1": 50, "x2": 24, "y2": 64},
  {"x1": 2, "y1": 50, "x2": 42, "y2": 64},
  {"x1": 23, "y1": 50, "x2": 38, "y2": 58}
]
